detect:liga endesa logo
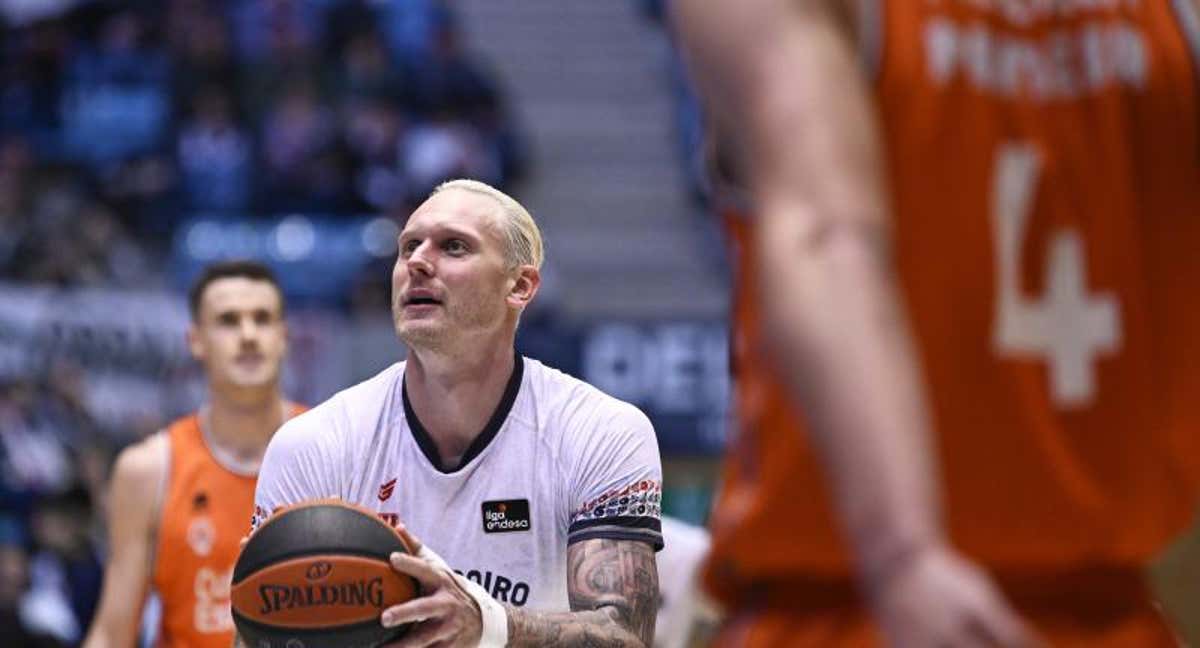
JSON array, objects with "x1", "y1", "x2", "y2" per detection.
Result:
[
  {"x1": 481, "y1": 499, "x2": 531, "y2": 534},
  {"x1": 257, "y1": 577, "x2": 386, "y2": 615}
]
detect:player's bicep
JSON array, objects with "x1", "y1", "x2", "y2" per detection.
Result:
[
  {"x1": 566, "y1": 538, "x2": 660, "y2": 644},
  {"x1": 83, "y1": 443, "x2": 162, "y2": 647},
  {"x1": 675, "y1": 0, "x2": 883, "y2": 231}
]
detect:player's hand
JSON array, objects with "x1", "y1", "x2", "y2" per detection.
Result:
[
  {"x1": 381, "y1": 526, "x2": 483, "y2": 648},
  {"x1": 865, "y1": 546, "x2": 1044, "y2": 648}
]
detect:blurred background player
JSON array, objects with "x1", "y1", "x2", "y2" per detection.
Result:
[
  {"x1": 83, "y1": 261, "x2": 303, "y2": 648},
  {"x1": 675, "y1": 0, "x2": 1200, "y2": 646},
  {"x1": 654, "y1": 515, "x2": 720, "y2": 648}
]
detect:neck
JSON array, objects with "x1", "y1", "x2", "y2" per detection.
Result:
[
  {"x1": 404, "y1": 336, "x2": 517, "y2": 470},
  {"x1": 204, "y1": 384, "x2": 287, "y2": 469}
]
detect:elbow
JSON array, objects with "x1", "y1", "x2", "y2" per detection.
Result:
[{"x1": 759, "y1": 207, "x2": 892, "y2": 276}]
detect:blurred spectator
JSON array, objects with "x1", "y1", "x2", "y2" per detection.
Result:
[
  {"x1": 228, "y1": 0, "x2": 325, "y2": 66},
  {"x1": 0, "y1": 380, "x2": 77, "y2": 499},
  {"x1": 323, "y1": 0, "x2": 450, "y2": 63},
  {"x1": 409, "y1": 20, "x2": 497, "y2": 119},
  {"x1": 167, "y1": 1, "x2": 238, "y2": 115},
  {"x1": 403, "y1": 20, "x2": 525, "y2": 192},
  {"x1": 343, "y1": 93, "x2": 406, "y2": 210},
  {"x1": 232, "y1": 0, "x2": 324, "y2": 120},
  {"x1": 402, "y1": 117, "x2": 500, "y2": 200},
  {"x1": 60, "y1": 9, "x2": 171, "y2": 166},
  {"x1": 177, "y1": 84, "x2": 254, "y2": 212},
  {"x1": 0, "y1": 136, "x2": 33, "y2": 271},
  {"x1": 0, "y1": 517, "x2": 66, "y2": 648},
  {"x1": 0, "y1": 19, "x2": 72, "y2": 154},
  {"x1": 258, "y1": 76, "x2": 338, "y2": 211},
  {"x1": 328, "y1": 29, "x2": 416, "y2": 112},
  {"x1": 26, "y1": 485, "x2": 103, "y2": 646}
]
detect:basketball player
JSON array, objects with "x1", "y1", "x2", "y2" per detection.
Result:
[
  {"x1": 83, "y1": 261, "x2": 303, "y2": 648},
  {"x1": 249, "y1": 179, "x2": 663, "y2": 647},
  {"x1": 674, "y1": 0, "x2": 1200, "y2": 646}
]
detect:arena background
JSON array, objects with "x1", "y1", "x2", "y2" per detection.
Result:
[{"x1": 0, "y1": 1, "x2": 1196, "y2": 646}]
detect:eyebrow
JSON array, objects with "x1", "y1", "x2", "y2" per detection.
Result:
[{"x1": 399, "y1": 223, "x2": 482, "y2": 241}]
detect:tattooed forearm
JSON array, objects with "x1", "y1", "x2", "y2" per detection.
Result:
[{"x1": 506, "y1": 538, "x2": 659, "y2": 647}]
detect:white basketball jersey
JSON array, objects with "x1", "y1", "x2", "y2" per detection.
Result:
[
  {"x1": 251, "y1": 355, "x2": 664, "y2": 612},
  {"x1": 655, "y1": 517, "x2": 719, "y2": 648}
]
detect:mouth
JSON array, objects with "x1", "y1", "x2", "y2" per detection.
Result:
[
  {"x1": 235, "y1": 353, "x2": 265, "y2": 365},
  {"x1": 401, "y1": 293, "x2": 443, "y2": 307}
]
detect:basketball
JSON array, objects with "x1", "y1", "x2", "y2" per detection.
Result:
[{"x1": 230, "y1": 500, "x2": 421, "y2": 648}]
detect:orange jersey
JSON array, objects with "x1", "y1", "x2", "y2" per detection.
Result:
[
  {"x1": 705, "y1": 0, "x2": 1200, "y2": 604},
  {"x1": 150, "y1": 406, "x2": 304, "y2": 648}
]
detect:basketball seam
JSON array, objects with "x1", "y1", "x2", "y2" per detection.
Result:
[
  {"x1": 232, "y1": 550, "x2": 393, "y2": 585},
  {"x1": 232, "y1": 607, "x2": 412, "y2": 637}
]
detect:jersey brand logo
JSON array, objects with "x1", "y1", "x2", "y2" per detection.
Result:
[
  {"x1": 482, "y1": 499, "x2": 531, "y2": 533},
  {"x1": 187, "y1": 516, "x2": 215, "y2": 557},
  {"x1": 378, "y1": 477, "x2": 397, "y2": 502}
]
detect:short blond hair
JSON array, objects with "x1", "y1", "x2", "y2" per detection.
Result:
[{"x1": 431, "y1": 179, "x2": 544, "y2": 270}]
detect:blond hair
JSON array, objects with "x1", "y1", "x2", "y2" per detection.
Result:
[{"x1": 431, "y1": 179, "x2": 544, "y2": 270}]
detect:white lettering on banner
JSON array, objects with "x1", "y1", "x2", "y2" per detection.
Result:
[
  {"x1": 925, "y1": 18, "x2": 1148, "y2": 99},
  {"x1": 193, "y1": 567, "x2": 234, "y2": 633},
  {"x1": 582, "y1": 323, "x2": 729, "y2": 416}
]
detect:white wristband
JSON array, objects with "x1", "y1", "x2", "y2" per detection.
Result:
[
  {"x1": 455, "y1": 574, "x2": 509, "y2": 648},
  {"x1": 417, "y1": 544, "x2": 508, "y2": 647}
]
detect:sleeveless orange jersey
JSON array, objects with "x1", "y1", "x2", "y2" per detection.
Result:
[
  {"x1": 705, "y1": 0, "x2": 1200, "y2": 605},
  {"x1": 150, "y1": 406, "x2": 304, "y2": 648}
]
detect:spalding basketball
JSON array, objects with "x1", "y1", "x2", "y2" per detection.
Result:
[{"x1": 231, "y1": 500, "x2": 420, "y2": 648}]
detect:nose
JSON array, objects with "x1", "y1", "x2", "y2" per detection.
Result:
[
  {"x1": 405, "y1": 242, "x2": 435, "y2": 277},
  {"x1": 238, "y1": 317, "x2": 259, "y2": 343}
]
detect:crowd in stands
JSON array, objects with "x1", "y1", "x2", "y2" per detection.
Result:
[{"x1": 0, "y1": 2, "x2": 525, "y2": 644}]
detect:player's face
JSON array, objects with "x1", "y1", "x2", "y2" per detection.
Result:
[
  {"x1": 392, "y1": 189, "x2": 515, "y2": 350},
  {"x1": 188, "y1": 278, "x2": 288, "y2": 390}
]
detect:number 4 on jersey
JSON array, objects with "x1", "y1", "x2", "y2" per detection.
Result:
[{"x1": 990, "y1": 143, "x2": 1122, "y2": 408}]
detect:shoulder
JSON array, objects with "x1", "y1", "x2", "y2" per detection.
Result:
[
  {"x1": 524, "y1": 357, "x2": 653, "y2": 434},
  {"x1": 112, "y1": 431, "x2": 168, "y2": 491},
  {"x1": 261, "y1": 363, "x2": 404, "y2": 483},
  {"x1": 107, "y1": 431, "x2": 169, "y2": 527},
  {"x1": 271, "y1": 363, "x2": 405, "y2": 452}
]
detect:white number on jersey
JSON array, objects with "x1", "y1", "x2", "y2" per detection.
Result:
[{"x1": 990, "y1": 143, "x2": 1122, "y2": 408}]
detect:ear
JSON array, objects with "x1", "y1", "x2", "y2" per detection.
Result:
[
  {"x1": 187, "y1": 324, "x2": 204, "y2": 361},
  {"x1": 506, "y1": 265, "x2": 541, "y2": 310}
]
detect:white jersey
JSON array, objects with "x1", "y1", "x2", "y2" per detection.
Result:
[
  {"x1": 251, "y1": 355, "x2": 664, "y2": 612},
  {"x1": 655, "y1": 517, "x2": 719, "y2": 648}
]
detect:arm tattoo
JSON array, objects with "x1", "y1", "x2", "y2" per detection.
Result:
[{"x1": 507, "y1": 538, "x2": 659, "y2": 647}]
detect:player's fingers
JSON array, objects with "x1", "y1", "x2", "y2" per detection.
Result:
[
  {"x1": 965, "y1": 599, "x2": 1043, "y2": 648},
  {"x1": 395, "y1": 522, "x2": 424, "y2": 555},
  {"x1": 382, "y1": 617, "x2": 455, "y2": 648},
  {"x1": 380, "y1": 595, "x2": 448, "y2": 629},
  {"x1": 390, "y1": 551, "x2": 444, "y2": 588}
]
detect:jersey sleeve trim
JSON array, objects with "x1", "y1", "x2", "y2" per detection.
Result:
[{"x1": 568, "y1": 516, "x2": 664, "y2": 551}]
